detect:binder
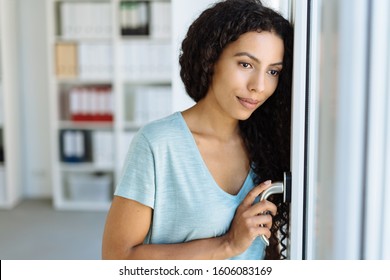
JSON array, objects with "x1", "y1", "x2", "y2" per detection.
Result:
[
  {"x1": 55, "y1": 42, "x2": 78, "y2": 78},
  {"x1": 131, "y1": 85, "x2": 172, "y2": 123},
  {"x1": 120, "y1": 1, "x2": 149, "y2": 36},
  {"x1": 60, "y1": 130, "x2": 91, "y2": 163},
  {"x1": 92, "y1": 130, "x2": 114, "y2": 168},
  {"x1": 78, "y1": 43, "x2": 113, "y2": 80},
  {"x1": 69, "y1": 86, "x2": 113, "y2": 122},
  {"x1": 121, "y1": 41, "x2": 171, "y2": 81},
  {"x1": 60, "y1": 2, "x2": 112, "y2": 39},
  {"x1": 150, "y1": 1, "x2": 171, "y2": 39}
]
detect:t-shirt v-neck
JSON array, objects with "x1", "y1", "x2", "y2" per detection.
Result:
[{"x1": 177, "y1": 112, "x2": 252, "y2": 198}]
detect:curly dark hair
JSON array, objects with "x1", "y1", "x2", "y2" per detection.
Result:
[{"x1": 179, "y1": 0, "x2": 293, "y2": 260}]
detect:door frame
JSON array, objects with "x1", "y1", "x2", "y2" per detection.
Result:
[{"x1": 289, "y1": 0, "x2": 309, "y2": 260}]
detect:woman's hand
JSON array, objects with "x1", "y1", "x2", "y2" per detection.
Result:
[{"x1": 223, "y1": 180, "x2": 277, "y2": 256}]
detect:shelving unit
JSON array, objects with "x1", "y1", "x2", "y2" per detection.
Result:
[
  {"x1": 0, "y1": 0, "x2": 22, "y2": 209},
  {"x1": 46, "y1": 0, "x2": 173, "y2": 210}
]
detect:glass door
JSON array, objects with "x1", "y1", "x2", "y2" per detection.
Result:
[{"x1": 291, "y1": 0, "x2": 390, "y2": 259}]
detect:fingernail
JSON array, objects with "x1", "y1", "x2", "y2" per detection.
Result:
[{"x1": 264, "y1": 180, "x2": 271, "y2": 185}]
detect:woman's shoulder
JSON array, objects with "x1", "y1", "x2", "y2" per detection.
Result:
[{"x1": 138, "y1": 112, "x2": 186, "y2": 143}]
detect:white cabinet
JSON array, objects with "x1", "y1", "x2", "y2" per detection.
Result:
[
  {"x1": 0, "y1": 0, "x2": 22, "y2": 209},
  {"x1": 46, "y1": 0, "x2": 173, "y2": 210}
]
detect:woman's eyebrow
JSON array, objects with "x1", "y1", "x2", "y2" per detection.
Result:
[
  {"x1": 234, "y1": 52, "x2": 260, "y2": 63},
  {"x1": 234, "y1": 52, "x2": 283, "y2": 66}
]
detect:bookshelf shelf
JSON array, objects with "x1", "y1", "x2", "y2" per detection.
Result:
[
  {"x1": 54, "y1": 200, "x2": 111, "y2": 211},
  {"x1": 0, "y1": 0, "x2": 22, "y2": 209},
  {"x1": 53, "y1": 37, "x2": 113, "y2": 43},
  {"x1": 60, "y1": 163, "x2": 114, "y2": 172},
  {"x1": 122, "y1": 79, "x2": 171, "y2": 85},
  {"x1": 47, "y1": 0, "x2": 173, "y2": 210},
  {"x1": 123, "y1": 121, "x2": 143, "y2": 130},
  {"x1": 59, "y1": 121, "x2": 114, "y2": 130},
  {"x1": 56, "y1": 79, "x2": 113, "y2": 85}
]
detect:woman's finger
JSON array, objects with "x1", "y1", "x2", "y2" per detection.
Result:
[
  {"x1": 247, "y1": 199, "x2": 277, "y2": 217},
  {"x1": 241, "y1": 180, "x2": 272, "y2": 208}
]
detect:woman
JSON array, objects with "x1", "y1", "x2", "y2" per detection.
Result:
[{"x1": 102, "y1": 0, "x2": 293, "y2": 260}]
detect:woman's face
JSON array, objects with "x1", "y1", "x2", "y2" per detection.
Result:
[{"x1": 206, "y1": 31, "x2": 284, "y2": 121}]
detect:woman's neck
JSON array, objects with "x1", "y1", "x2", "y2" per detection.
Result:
[{"x1": 182, "y1": 98, "x2": 240, "y2": 142}]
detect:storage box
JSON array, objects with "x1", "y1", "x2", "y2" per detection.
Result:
[{"x1": 67, "y1": 173, "x2": 112, "y2": 202}]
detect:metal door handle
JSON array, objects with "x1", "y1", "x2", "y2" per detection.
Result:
[{"x1": 259, "y1": 172, "x2": 291, "y2": 246}]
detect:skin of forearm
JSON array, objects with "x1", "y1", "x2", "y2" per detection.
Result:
[{"x1": 105, "y1": 235, "x2": 235, "y2": 260}]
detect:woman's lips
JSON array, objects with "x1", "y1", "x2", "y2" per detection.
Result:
[{"x1": 237, "y1": 97, "x2": 260, "y2": 109}]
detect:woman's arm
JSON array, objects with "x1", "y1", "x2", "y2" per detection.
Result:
[
  {"x1": 102, "y1": 196, "x2": 233, "y2": 259},
  {"x1": 102, "y1": 181, "x2": 276, "y2": 260}
]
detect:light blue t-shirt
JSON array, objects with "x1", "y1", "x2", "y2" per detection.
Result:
[{"x1": 115, "y1": 112, "x2": 266, "y2": 260}]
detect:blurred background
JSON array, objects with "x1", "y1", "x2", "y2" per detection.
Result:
[{"x1": 0, "y1": 0, "x2": 388, "y2": 259}]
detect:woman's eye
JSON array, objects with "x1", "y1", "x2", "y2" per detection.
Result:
[
  {"x1": 268, "y1": 69, "x2": 280, "y2": 76},
  {"x1": 240, "y1": 62, "x2": 252, "y2": 69}
]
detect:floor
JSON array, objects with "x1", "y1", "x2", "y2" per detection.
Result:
[{"x1": 0, "y1": 199, "x2": 109, "y2": 260}]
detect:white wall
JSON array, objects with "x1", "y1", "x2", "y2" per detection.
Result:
[{"x1": 18, "y1": 0, "x2": 51, "y2": 197}]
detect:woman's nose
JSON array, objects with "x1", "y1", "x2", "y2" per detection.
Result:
[{"x1": 249, "y1": 73, "x2": 265, "y2": 93}]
